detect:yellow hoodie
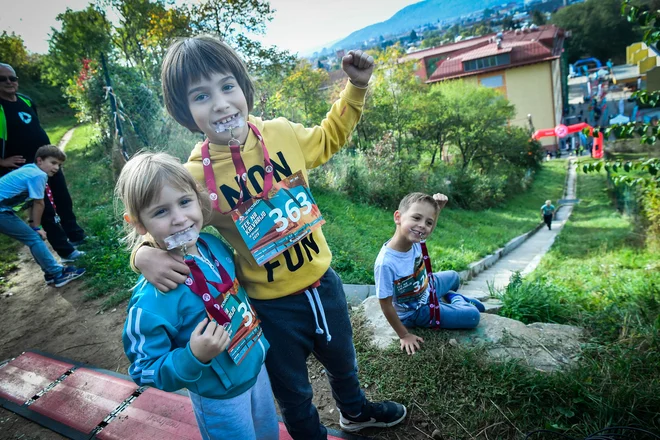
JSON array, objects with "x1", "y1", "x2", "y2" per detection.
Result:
[{"x1": 183, "y1": 82, "x2": 366, "y2": 300}]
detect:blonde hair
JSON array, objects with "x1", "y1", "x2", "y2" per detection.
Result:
[
  {"x1": 398, "y1": 192, "x2": 439, "y2": 215},
  {"x1": 545, "y1": 200, "x2": 552, "y2": 204},
  {"x1": 114, "y1": 151, "x2": 211, "y2": 250}
]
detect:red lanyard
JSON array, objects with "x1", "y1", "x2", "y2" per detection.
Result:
[
  {"x1": 183, "y1": 238, "x2": 233, "y2": 326},
  {"x1": 420, "y1": 241, "x2": 441, "y2": 328},
  {"x1": 45, "y1": 184, "x2": 60, "y2": 223},
  {"x1": 201, "y1": 122, "x2": 275, "y2": 214}
]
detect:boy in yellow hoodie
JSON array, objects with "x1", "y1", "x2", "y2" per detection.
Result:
[{"x1": 132, "y1": 36, "x2": 406, "y2": 439}]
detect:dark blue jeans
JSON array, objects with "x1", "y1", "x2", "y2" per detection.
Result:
[{"x1": 251, "y1": 268, "x2": 365, "y2": 440}]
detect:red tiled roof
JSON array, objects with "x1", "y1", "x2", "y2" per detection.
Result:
[{"x1": 402, "y1": 25, "x2": 565, "y2": 83}]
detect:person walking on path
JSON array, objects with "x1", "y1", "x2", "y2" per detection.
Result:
[
  {"x1": 0, "y1": 62, "x2": 85, "y2": 262},
  {"x1": 0, "y1": 145, "x2": 85, "y2": 287},
  {"x1": 541, "y1": 200, "x2": 556, "y2": 230}
]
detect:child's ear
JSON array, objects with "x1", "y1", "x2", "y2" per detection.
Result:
[
  {"x1": 393, "y1": 210, "x2": 401, "y2": 225},
  {"x1": 124, "y1": 213, "x2": 148, "y2": 236}
]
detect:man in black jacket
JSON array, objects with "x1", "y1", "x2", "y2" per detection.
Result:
[{"x1": 0, "y1": 62, "x2": 86, "y2": 262}]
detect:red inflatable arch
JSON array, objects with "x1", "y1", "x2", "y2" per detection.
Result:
[{"x1": 532, "y1": 123, "x2": 603, "y2": 159}]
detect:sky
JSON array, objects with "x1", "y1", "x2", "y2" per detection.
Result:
[{"x1": 2, "y1": 0, "x2": 421, "y2": 56}]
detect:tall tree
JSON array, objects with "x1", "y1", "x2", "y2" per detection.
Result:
[
  {"x1": 43, "y1": 5, "x2": 114, "y2": 87},
  {"x1": 190, "y1": 0, "x2": 293, "y2": 70},
  {"x1": 551, "y1": 0, "x2": 640, "y2": 63},
  {"x1": 0, "y1": 32, "x2": 29, "y2": 69},
  {"x1": 270, "y1": 60, "x2": 329, "y2": 126}
]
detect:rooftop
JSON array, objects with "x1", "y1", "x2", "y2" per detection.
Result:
[{"x1": 402, "y1": 25, "x2": 566, "y2": 83}]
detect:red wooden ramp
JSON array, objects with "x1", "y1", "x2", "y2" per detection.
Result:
[{"x1": 0, "y1": 351, "x2": 366, "y2": 440}]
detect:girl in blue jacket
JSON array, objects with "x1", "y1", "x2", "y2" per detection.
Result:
[{"x1": 116, "y1": 152, "x2": 277, "y2": 440}]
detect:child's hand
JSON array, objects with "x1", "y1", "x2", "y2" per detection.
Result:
[
  {"x1": 190, "y1": 318, "x2": 230, "y2": 363},
  {"x1": 342, "y1": 50, "x2": 375, "y2": 88},
  {"x1": 135, "y1": 246, "x2": 190, "y2": 292},
  {"x1": 400, "y1": 333, "x2": 424, "y2": 355},
  {"x1": 433, "y1": 193, "x2": 448, "y2": 211},
  {"x1": 36, "y1": 229, "x2": 47, "y2": 240}
]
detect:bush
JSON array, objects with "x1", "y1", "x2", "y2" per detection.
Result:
[{"x1": 494, "y1": 273, "x2": 573, "y2": 324}]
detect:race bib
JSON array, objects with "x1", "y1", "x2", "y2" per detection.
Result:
[
  {"x1": 232, "y1": 170, "x2": 325, "y2": 266},
  {"x1": 393, "y1": 257, "x2": 429, "y2": 304},
  {"x1": 219, "y1": 281, "x2": 263, "y2": 366}
]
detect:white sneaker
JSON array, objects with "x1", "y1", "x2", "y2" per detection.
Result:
[{"x1": 61, "y1": 250, "x2": 86, "y2": 263}]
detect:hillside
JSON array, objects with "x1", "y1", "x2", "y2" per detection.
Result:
[{"x1": 330, "y1": 0, "x2": 514, "y2": 50}]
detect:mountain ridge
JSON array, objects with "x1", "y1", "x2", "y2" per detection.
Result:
[{"x1": 325, "y1": 0, "x2": 516, "y2": 52}]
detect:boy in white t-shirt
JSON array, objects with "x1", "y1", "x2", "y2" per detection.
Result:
[{"x1": 374, "y1": 192, "x2": 484, "y2": 355}]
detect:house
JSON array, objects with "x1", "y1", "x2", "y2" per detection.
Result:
[{"x1": 402, "y1": 24, "x2": 568, "y2": 150}]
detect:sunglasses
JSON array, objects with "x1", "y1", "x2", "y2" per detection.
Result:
[{"x1": 0, "y1": 75, "x2": 18, "y2": 83}]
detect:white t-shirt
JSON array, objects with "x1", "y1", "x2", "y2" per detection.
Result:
[{"x1": 374, "y1": 242, "x2": 430, "y2": 320}]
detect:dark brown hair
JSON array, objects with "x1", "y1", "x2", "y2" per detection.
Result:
[
  {"x1": 34, "y1": 145, "x2": 66, "y2": 162},
  {"x1": 161, "y1": 36, "x2": 255, "y2": 132}
]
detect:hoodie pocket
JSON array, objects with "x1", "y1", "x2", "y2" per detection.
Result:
[{"x1": 209, "y1": 358, "x2": 234, "y2": 390}]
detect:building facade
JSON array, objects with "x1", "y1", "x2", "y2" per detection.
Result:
[{"x1": 402, "y1": 25, "x2": 568, "y2": 150}]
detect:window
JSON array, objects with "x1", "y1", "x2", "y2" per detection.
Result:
[
  {"x1": 463, "y1": 53, "x2": 511, "y2": 72},
  {"x1": 480, "y1": 74, "x2": 503, "y2": 88}
]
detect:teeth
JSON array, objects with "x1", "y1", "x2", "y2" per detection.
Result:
[
  {"x1": 214, "y1": 114, "x2": 245, "y2": 133},
  {"x1": 164, "y1": 225, "x2": 199, "y2": 250}
]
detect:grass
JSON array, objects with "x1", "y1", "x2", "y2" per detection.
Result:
[
  {"x1": 58, "y1": 124, "x2": 138, "y2": 307},
  {"x1": 350, "y1": 167, "x2": 660, "y2": 439},
  {"x1": 42, "y1": 113, "x2": 77, "y2": 146},
  {"x1": 319, "y1": 159, "x2": 568, "y2": 283},
  {"x1": 0, "y1": 114, "x2": 78, "y2": 293},
  {"x1": 8, "y1": 127, "x2": 567, "y2": 305}
]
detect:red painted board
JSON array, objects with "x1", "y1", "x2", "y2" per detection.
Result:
[
  {"x1": 98, "y1": 386, "x2": 347, "y2": 440},
  {"x1": 30, "y1": 368, "x2": 137, "y2": 433},
  {"x1": 0, "y1": 352, "x2": 73, "y2": 405},
  {"x1": 97, "y1": 388, "x2": 201, "y2": 440}
]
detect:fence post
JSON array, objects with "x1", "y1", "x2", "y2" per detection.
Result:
[{"x1": 100, "y1": 53, "x2": 128, "y2": 161}]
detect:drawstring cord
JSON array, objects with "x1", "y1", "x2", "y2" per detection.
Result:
[
  {"x1": 304, "y1": 289, "x2": 332, "y2": 342},
  {"x1": 313, "y1": 288, "x2": 332, "y2": 342}
]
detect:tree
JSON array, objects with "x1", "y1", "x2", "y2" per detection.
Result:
[
  {"x1": 531, "y1": 9, "x2": 547, "y2": 26},
  {"x1": 102, "y1": 0, "x2": 182, "y2": 81},
  {"x1": 501, "y1": 16, "x2": 515, "y2": 30},
  {"x1": 361, "y1": 46, "x2": 422, "y2": 150},
  {"x1": 0, "y1": 32, "x2": 29, "y2": 69},
  {"x1": 190, "y1": 0, "x2": 293, "y2": 70},
  {"x1": 270, "y1": 60, "x2": 330, "y2": 126},
  {"x1": 43, "y1": 5, "x2": 114, "y2": 87},
  {"x1": 551, "y1": 0, "x2": 640, "y2": 63},
  {"x1": 581, "y1": 1, "x2": 660, "y2": 250},
  {"x1": 441, "y1": 81, "x2": 515, "y2": 170},
  {"x1": 410, "y1": 30, "x2": 418, "y2": 41}
]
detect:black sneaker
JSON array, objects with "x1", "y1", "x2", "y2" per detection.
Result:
[
  {"x1": 339, "y1": 400, "x2": 407, "y2": 432},
  {"x1": 44, "y1": 266, "x2": 82, "y2": 284},
  {"x1": 53, "y1": 266, "x2": 86, "y2": 288}
]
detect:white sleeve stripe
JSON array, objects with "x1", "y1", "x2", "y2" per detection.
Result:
[{"x1": 126, "y1": 307, "x2": 150, "y2": 378}]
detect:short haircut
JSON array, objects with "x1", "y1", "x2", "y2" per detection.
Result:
[
  {"x1": 114, "y1": 151, "x2": 211, "y2": 250},
  {"x1": 398, "y1": 192, "x2": 439, "y2": 214},
  {"x1": 545, "y1": 200, "x2": 552, "y2": 204},
  {"x1": 161, "y1": 36, "x2": 255, "y2": 132},
  {"x1": 35, "y1": 145, "x2": 66, "y2": 162},
  {"x1": 0, "y1": 63, "x2": 16, "y2": 74}
]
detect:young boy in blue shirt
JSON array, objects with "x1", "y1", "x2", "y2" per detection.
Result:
[
  {"x1": 0, "y1": 145, "x2": 85, "y2": 287},
  {"x1": 375, "y1": 193, "x2": 484, "y2": 355}
]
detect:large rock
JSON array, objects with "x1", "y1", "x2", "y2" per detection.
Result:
[{"x1": 360, "y1": 296, "x2": 583, "y2": 372}]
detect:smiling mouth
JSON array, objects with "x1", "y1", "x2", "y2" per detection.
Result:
[
  {"x1": 410, "y1": 229, "x2": 425, "y2": 239},
  {"x1": 164, "y1": 225, "x2": 199, "y2": 250},
  {"x1": 213, "y1": 114, "x2": 245, "y2": 133}
]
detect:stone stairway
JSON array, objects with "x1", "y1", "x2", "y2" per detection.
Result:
[{"x1": 459, "y1": 158, "x2": 578, "y2": 313}]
